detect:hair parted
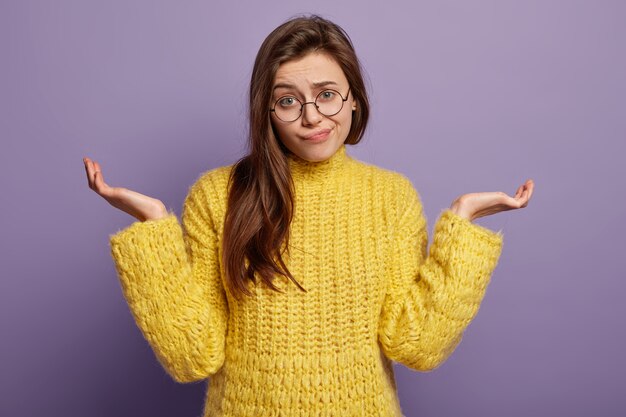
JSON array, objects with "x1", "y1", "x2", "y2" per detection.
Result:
[{"x1": 222, "y1": 14, "x2": 370, "y2": 301}]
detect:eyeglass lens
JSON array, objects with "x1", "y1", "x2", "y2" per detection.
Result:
[{"x1": 273, "y1": 89, "x2": 346, "y2": 122}]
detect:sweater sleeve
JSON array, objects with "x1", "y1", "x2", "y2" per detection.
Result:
[
  {"x1": 109, "y1": 174, "x2": 229, "y2": 383},
  {"x1": 377, "y1": 176, "x2": 503, "y2": 372}
]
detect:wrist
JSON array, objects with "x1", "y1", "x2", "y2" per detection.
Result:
[
  {"x1": 449, "y1": 200, "x2": 474, "y2": 221},
  {"x1": 144, "y1": 204, "x2": 169, "y2": 221}
]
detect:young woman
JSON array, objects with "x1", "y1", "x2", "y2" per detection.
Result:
[{"x1": 83, "y1": 14, "x2": 534, "y2": 417}]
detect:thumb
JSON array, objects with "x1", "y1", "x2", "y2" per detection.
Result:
[{"x1": 94, "y1": 170, "x2": 106, "y2": 190}]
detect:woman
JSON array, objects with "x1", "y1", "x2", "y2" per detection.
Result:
[{"x1": 83, "y1": 14, "x2": 533, "y2": 417}]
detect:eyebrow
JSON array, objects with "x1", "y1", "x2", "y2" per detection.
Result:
[{"x1": 272, "y1": 80, "x2": 338, "y2": 91}]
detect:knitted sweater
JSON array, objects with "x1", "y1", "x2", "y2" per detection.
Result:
[{"x1": 109, "y1": 144, "x2": 504, "y2": 417}]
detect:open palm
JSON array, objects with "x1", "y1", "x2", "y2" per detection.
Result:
[
  {"x1": 451, "y1": 179, "x2": 535, "y2": 221},
  {"x1": 83, "y1": 157, "x2": 168, "y2": 222}
]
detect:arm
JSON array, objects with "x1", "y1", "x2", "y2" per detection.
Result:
[
  {"x1": 378, "y1": 176, "x2": 503, "y2": 372},
  {"x1": 109, "y1": 174, "x2": 229, "y2": 383}
]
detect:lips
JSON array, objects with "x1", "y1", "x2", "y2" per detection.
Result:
[{"x1": 303, "y1": 128, "x2": 332, "y2": 140}]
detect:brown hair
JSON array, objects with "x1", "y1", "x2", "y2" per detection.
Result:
[{"x1": 222, "y1": 14, "x2": 370, "y2": 301}]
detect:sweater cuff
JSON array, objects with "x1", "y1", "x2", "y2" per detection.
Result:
[
  {"x1": 440, "y1": 209, "x2": 503, "y2": 242},
  {"x1": 431, "y1": 209, "x2": 504, "y2": 292},
  {"x1": 108, "y1": 212, "x2": 185, "y2": 288},
  {"x1": 109, "y1": 212, "x2": 178, "y2": 246},
  {"x1": 437, "y1": 209, "x2": 504, "y2": 249}
]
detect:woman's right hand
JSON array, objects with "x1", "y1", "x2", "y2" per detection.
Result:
[{"x1": 83, "y1": 157, "x2": 169, "y2": 222}]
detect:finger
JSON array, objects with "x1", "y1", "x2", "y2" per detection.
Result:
[
  {"x1": 94, "y1": 171, "x2": 112, "y2": 197},
  {"x1": 85, "y1": 158, "x2": 95, "y2": 188},
  {"x1": 520, "y1": 186, "x2": 531, "y2": 207},
  {"x1": 514, "y1": 184, "x2": 524, "y2": 198},
  {"x1": 93, "y1": 162, "x2": 106, "y2": 191},
  {"x1": 83, "y1": 158, "x2": 92, "y2": 187},
  {"x1": 526, "y1": 181, "x2": 534, "y2": 201},
  {"x1": 90, "y1": 160, "x2": 99, "y2": 189},
  {"x1": 521, "y1": 186, "x2": 528, "y2": 199}
]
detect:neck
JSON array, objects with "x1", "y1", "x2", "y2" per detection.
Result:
[{"x1": 287, "y1": 144, "x2": 350, "y2": 181}]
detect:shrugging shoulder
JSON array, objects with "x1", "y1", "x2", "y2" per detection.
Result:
[
  {"x1": 378, "y1": 174, "x2": 503, "y2": 371},
  {"x1": 109, "y1": 167, "x2": 231, "y2": 383}
]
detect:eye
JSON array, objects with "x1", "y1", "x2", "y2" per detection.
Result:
[
  {"x1": 277, "y1": 96, "x2": 298, "y2": 107},
  {"x1": 318, "y1": 90, "x2": 336, "y2": 101}
]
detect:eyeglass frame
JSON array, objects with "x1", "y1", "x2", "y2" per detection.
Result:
[{"x1": 269, "y1": 87, "x2": 352, "y2": 122}]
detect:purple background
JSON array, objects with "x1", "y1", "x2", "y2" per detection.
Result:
[{"x1": 2, "y1": 1, "x2": 625, "y2": 416}]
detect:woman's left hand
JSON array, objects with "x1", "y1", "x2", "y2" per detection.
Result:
[{"x1": 449, "y1": 179, "x2": 535, "y2": 222}]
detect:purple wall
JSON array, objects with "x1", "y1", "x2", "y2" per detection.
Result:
[{"x1": 2, "y1": 1, "x2": 624, "y2": 416}]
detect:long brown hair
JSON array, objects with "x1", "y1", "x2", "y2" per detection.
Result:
[{"x1": 222, "y1": 14, "x2": 370, "y2": 301}]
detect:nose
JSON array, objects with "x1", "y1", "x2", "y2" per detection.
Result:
[{"x1": 301, "y1": 101, "x2": 323, "y2": 125}]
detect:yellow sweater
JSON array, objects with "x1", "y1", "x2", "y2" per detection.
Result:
[{"x1": 109, "y1": 144, "x2": 503, "y2": 416}]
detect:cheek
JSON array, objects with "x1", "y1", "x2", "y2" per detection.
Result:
[
  {"x1": 270, "y1": 119, "x2": 293, "y2": 142},
  {"x1": 339, "y1": 106, "x2": 354, "y2": 128},
  {"x1": 337, "y1": 109, "x2": 354, "y2": 140}
]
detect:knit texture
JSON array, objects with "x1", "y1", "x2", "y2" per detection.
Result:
[{"x1": 109, "y1": 144, "x2": 504, "y2": 416}]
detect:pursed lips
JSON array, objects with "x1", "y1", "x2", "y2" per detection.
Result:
[{"x1": 303, "y1": 128, "x2": 332, "y2": 140}]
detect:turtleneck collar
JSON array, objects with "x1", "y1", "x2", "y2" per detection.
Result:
[{"x1": 286, "y1": 144, "x2": 350, "y2": 180}]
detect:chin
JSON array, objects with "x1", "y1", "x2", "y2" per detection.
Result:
[{"x1": 304, "y1": 143, "x2": 337, "y2": 161}]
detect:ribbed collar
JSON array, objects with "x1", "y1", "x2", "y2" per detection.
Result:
[{"x1": 286, "y1": 144, "x2": 350, "y2": 181}]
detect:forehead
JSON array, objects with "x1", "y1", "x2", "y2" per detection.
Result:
[{"x1": 273, "y1": 52, "x2": 348, "y2": 88}]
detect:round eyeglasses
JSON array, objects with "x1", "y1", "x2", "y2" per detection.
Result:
[{"x1": 270, "y1": 87, "x2": 351, "y2": 122}]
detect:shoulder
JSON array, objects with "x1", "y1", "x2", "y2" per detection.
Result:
[
  {"x1": 350, "y1": 160, "x2": 425, "y2": 231},
  {"x1": 350, "y1": 158, "x2": 419, "y2": 199},
  {"x1": 187, "y1": 164, "x2": 234, "y2": 197},
  {"x1": 182, "y1": 163, "x2": 235, "y2": 221}
]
